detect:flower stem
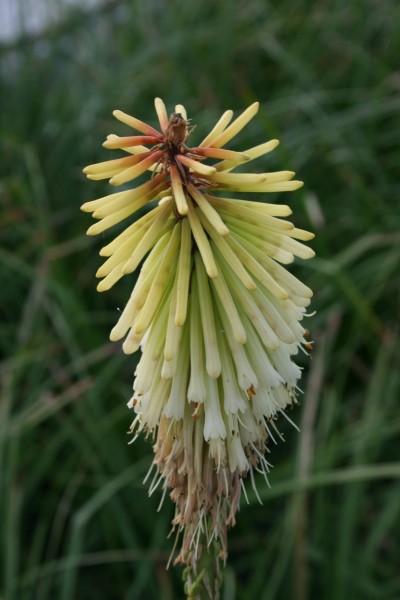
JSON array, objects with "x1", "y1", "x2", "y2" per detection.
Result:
[{"x1": 183, "y1": 540, "x2": 224, "y2": 600}]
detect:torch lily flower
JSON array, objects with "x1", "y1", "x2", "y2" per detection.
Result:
[{"x1": 82, "y1": 98, "x2": 314, "y2": 594}]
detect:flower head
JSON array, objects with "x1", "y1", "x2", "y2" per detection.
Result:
[{"x1": 82, "y1": 98, "x2": 314, "y2": 589}]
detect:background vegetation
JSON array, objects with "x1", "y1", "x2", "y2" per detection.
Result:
[{"x1": 1, "y1": 0, "x2": 399, "y2": 598}]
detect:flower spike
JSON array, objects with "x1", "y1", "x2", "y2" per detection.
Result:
[{"x1": 82, "y1": 98, "x2": 315, "y2": 594}]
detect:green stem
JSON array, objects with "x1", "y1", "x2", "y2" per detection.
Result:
[{"x1": 183, "y1": 541, "x2": 224, "y2": 600}]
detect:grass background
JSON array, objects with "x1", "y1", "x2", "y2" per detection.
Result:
[{"x1": 1, "y1": 0, "x2": 399, "y2": 598}]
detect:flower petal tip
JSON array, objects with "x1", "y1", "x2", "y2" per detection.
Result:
[
  {"x1": 109, "y1": 329, "x2": 122, "y2": 342},
  {"x1": 86, "y1": 224, "x2": 97, "y2": 236},
  {"x1": 96, "y1": 280, "x2": 107, "y2": 292},
  {"x1": 122, "y1": 340, "x2": 138, "y2": 355},
  {"x1": 208, "y1": 367, "x2": 222, "y2": 379}
]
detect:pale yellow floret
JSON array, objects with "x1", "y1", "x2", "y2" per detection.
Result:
[
  {"x1": 122, "y1": 328, "x2": 146, "y2": 355},
  {"x1": 95, "y1": 265, "x2": 126, "y2": 292},
  {"x1": 225, "y1": 223, "x2": 294, "y2": 264},
  {"x1": 213, "y1": 298, "x2": 258, "y2": 391},
  {"x1": 133, "y1": 295, "x2": 171, "y2": 385},
  {"x1": 253, "y1": 238, "x2": 295, "y2": 264},
  {"x1": 110, "y1": 257, "x2": 161, "y2": 342},
  {"x1": 157, "y1": 194, "x2": 173, "y2": 205},
  {"x1": 86, "y1": 182, "x2": 165, "y2": 236},
  {"x1": 141, "y1": 366, "x2": 171, "y2": 424},
  {"x1": 224, "y1": 214, "x2": 295, "y2": 244},
  {"x1": 278, "y1": 236, "x2": 316, "y2": 260},
  {"x1": 197, "y1": 210, "x2": 256, "y2": 290},
  {"x1": 83, "y1": 154, "x2": 140, "y2": 176},
  {"x1": 134, "y1": 224, "x2": 181, "y2": 334},
  {"x1": 203, "y1": 376, "x2": 226, "y2": 440},
  {"x1": 210, "y1": 264, "x2": 247, "y2": 344},
  {"x1": 233, "y1": 225, "x2": 314, "y2": 264},
  {"x1": 187, "y1": 200, "x2": 219, "y2": 279},
  {"x1": 240, "y1": 139, "x2": 281, "y2": 159},
  {"x1": 110, "y1": 243, "x2": 168, "y2": 341},
  {"x1": 113, "y1": 109, "x2": 162, "y2": 138},
  {"x1": 164, "y1": 323, "x2": 190, "y2": 420},
  {"x1": 215, "y1": 139, "x2": 280, "y2": 172},
  {"x1": 242, "y1": 316, "x2": 283, "y2": 390},
  {"x1": 96, "y1": 221, "x2": 173, "y2": 282},
  {"x1": 86, "y1": 204, "x2": 142, "y2": 236},
  {"x1": 199, "y1": 110, "x2": 234, "y2": 147},
  {"x1": 164, "y1": 271, "x2": 183, "y2": 361},
  {"x1": 161, "y1": 349, "x2": 181, "y2": 380},
  {"x1": 220, "y1": 261, "x2": 280, "y2": 350},
  {"x1": 170, "y1": 165, "x2": 189, "y2": 215},
  {"x1": 209, "y1": 102, "x2": 259, "y2": 149},
  {"x1": 227, "y1": 180, "x2": 304, "y2": 193},
  {"x1": 128, "y1": 238, "x2": 171, "y2": 310},
  {"x1": 81, "y1": 189, "x2": 136, "y2": 213},
  {"x1": 175, "y1": 219, "x2": 193, "y2": 327},
  {"x1": 251, "y1": 286, "x2": 297, "y2": 344},
  {"x1": 208, "y1": 172, "x2": 266, "y2": 186},
  {"x1": 92, "y1": 179, "x2": 165, "y2": 219},
  {"x1": 97, "y1": 224, "x2": 170, "y2": 281},
  {"x1": 214, "y1": 197, "x2": 292, "y2": 218},
  {"x1": 231, "y1": 225, "x2": 292, "y2": 263},
  {"x1": 262, "y1": 255, "x2": 313, "y2": 299},
  {"x1": 197, "y1": 147, "x2": 249, "y2": 162},
  {"x1": 154, "y1": 97, "x2": 169, "y2": 132},
  {"x1": 104, "y1": 134, "x2": 149, "y2": 154},
  {"x1": 99, "y1": 205, "x2": 163, "y2": 257},
  {"x1": 207, "y1": 196, "x2": 294, "y2": 231},
  {"x1": 177, "y1": 155, "x2": 217, "y2": 175},
  {"x1": 259, "y1": 282, "x2": 308, "y2": 335},
  {"x1": 216, "y1": 326, "x2": 247, "y2": 415},
  {"x1": 86, "y1": 171, "x2": 122, "y2": 181},
  {"x1": 102, "y1": 135, "x2": 159, "y2": 150},
  {"x1": 188, "y1": 185, "x2": 229, "y2": 236},
  {"x1": 96, "y1": 234, "x2": 140, "y2": 278},
  {"x1": 290, "y1": 294, "x2": 312, "y2": 308},
  {"x1": 287, "y1": 228, "x2": 315, "y2": 241},
  {"x1": 122, "y1": 200, "x2": 173, "y2": 274},
  {"x1": 260, "y1": 170, "x2": 295, "y2": 182},
  {"x1": 109, "y1": 151, "x2": 162, "y2": 186},
  {"x1": 175, "y1": 104, "x2": 187, "y2": 119},
  {"x1": 83, "y1": 175, "x2": 165, "y2": 216},
  {"x1": 194, "y1": 253, "x2": 221, "y2": 379},
  {"x1": 211, "y1": 239, "x2": 256, "y2": 291},
  {"x1": 226, "y1": 235, "x2": 289, "y2": 299},
  {"x1": 187, "y1": 285, "x2": 207, "y2": 404}
]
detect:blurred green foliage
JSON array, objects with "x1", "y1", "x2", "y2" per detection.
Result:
[{"x1": 1, "y1": 1, "x2": 399, "y2": 598}]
